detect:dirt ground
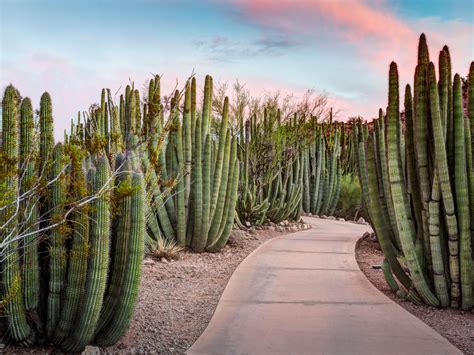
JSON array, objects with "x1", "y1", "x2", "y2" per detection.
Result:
[{"x1": 355, "y1": 235, "x2": 474, "y2": 355}]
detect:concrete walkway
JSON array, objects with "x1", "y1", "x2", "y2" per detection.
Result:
[{"x1": 187, "y1": 217, "x2": 461, "y2": 355}]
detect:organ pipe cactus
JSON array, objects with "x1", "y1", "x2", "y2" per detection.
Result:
[
  {"x1": 1, "y1": 86, "x2": 147, "y2": 351},
  {"x1": 1, "y1": 85, "x2": 36, "y2": 346},
  {"x1": 65, "y1": 156, "x2": 111, "y2": 352},
  {"x1": 19, "y1": 97, "x2": 39, "y2": 313},
  {"x1": 302, "y1": 124, "x2": 342, "y2": 216},
  {"x1": 46, "y1": 143, "x2": 67, "y2": 338},
  {"x1": 142, "y1": 75, "x2": 240, "y2": 253},
  {"x1": 95, "y1": 156, "x2": 145, "y2": 346},
  {"x1": 39, "y1": 92, "x2": 54, "y2": 173},
  {"x1": 355, "y1": 33, "x2": 474, "y2": 310},
  {"x1": 53, "y1": 145, "x2": 90, "y2": 345}
]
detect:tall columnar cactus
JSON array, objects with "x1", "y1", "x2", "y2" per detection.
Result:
[
  {"x1": 355, "y1": 34, "x2": 473, "y2": 310},
  {"x1": 453, "y1": 74, "x2": 473, "y2": 310},
  {"x1": 1, "y1": 85, "x2": 36, "y2": 346},
  {"x1": 65, "y1": 156, "x2": 111, "y2": 352},
  {"x1": 53, "y1": 145, "x2": 90, "y2": 345},
  {"x1": 95, "y1": 156, "x2": 145, "y2": 346},
  {"x1": 19, "y1": 97, "x2": 40, "y2": 313},
  {"x1": 39, "y1": 92, "x2": 54, "y2": 173},
  {"x1": 428, "y1": 62, "x2": 459, "y2": 307},
  {"x1": 46, "y1": 143, "x2": 67, "y2": 338}
]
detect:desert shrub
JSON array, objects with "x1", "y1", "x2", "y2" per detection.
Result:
[
  {"x1": 151, "y1": 238, "x2": 184, "y2": 260},
  {"x1": 334, "y1": 173, "x2": 363, "y2": 220}
]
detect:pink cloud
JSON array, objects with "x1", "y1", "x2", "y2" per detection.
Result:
[{"x1": 232, "y1": 0, "x2": 415, "y2": 43}]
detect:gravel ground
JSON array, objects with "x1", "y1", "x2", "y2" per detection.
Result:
[
  {"x1": 2, "y1": 222, "x2": 307, "y2": 354},
  {"x1": 355, "y1": 235, "x2": 474, "y2": 355}
]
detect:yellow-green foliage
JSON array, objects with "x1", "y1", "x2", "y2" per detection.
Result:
[{"x1": 334, "y1": 173, "x2": 362, "y2": 220}]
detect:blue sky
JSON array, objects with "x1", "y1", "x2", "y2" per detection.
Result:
[{"x1": 1, "y1": 0, "x2": 473, "y2": 139}]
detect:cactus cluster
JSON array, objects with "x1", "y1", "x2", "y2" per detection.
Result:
[
  {"x1": 236, "y1": 103, "x2": 344, "y2": 226},
  {"x1": 141, "y1": 76, "x2": 240, "y2": 252},
  {"x1": 301, "y1": 116, "x2": 344, "y2": 216},
  {"x1": 0, "y1": 87, "x2": 145, "y2": 351},
  {"x1": 355, "y1": 34, "x2": 474, "y2": 310},
  {"x1": 67, "y1": 75, "x2": 240, "y2": 253}
]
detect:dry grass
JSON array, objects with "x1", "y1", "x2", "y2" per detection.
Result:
[{"x1": 150, "y1": 238, "x2": 184, "y2": 260}]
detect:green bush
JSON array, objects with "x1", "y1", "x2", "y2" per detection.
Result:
[{"x1": 334, "y1": 173, "x2": 363, "y2": 220}]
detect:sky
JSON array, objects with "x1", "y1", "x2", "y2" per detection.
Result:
[{"x1": 1, "y1": 0, "x2": 473, "y2": 140}]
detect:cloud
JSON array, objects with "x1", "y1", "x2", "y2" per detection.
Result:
[
  {"x1": 230, "y1": 0, "x2": 414, "y2": 42},
  {"x1": 194, "y1": 33, "x2": 300, "y2": 62}
]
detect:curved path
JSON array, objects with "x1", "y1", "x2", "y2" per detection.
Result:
[{"x1": 187, "y1": 217, "x2": 461, "y2": 355}]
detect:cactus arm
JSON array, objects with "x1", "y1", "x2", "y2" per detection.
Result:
[
  {"x1": 95, "y1": 164, "x2": 145, "y2": 346},
  {"x1": 46, "y1": 143, "x2": 68, "y2": 337},
  {"x1": 453, "y1": 74, "x2": 473, "y2": 310},
  {"x1": 428, "y1": 62, "x2": 460, "y2": 307}
]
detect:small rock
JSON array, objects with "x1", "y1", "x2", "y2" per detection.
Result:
[
  {"x1": 82, "y1": 345, "x2": 101, "y2": 355},
  {"x1": 161, "y1": 257, "x2": 169, "y2": 263},
  {"x1": 320, "y1": 215, "x2": 328, "y2": 219},
  {"x1": 327, "y1": 216, "x2": 336, "y2": 221},
  {"x1": 357, "y1": 217, "x2": 366, "y2": 224},
  {"x1": 338, "y1": 217, "x2": 345, "y2": 221},
  {"x1": 368, "y1": 233, "x2": 377, "y2": 242},
  {"x1": 245, "y1": 221, "x2": 251, "y2": 228},
  {"x1": 144, "y1": 259, "x2": 155, "y2": 266}
]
